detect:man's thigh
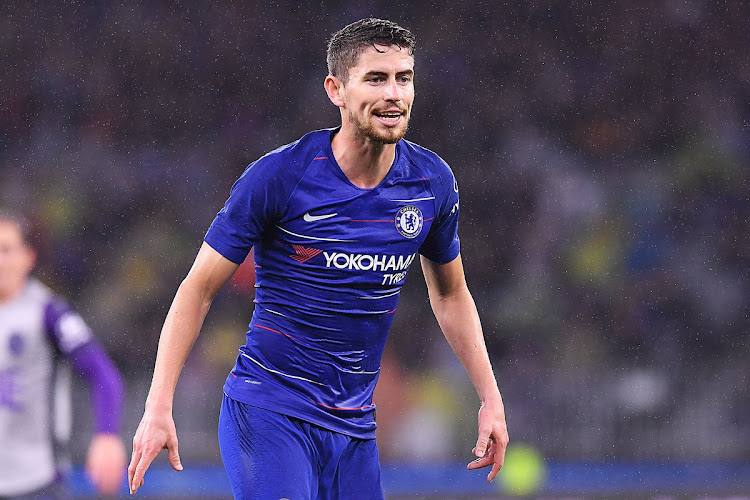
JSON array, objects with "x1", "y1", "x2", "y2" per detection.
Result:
[
  {"x1": 218, "y1": 395, "x2": 317, "y2": 500},
  {"x1": 324, "y1": 436, "x2": 383, "y2": 500}
]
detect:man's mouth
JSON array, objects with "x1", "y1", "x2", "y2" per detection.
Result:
[{"x1": 374, "y1": 110, "x2": 405, "y2": 125}]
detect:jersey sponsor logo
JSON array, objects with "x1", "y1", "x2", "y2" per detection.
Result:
[
  {"x1": 289, "y1": 246, "x2": 417, "y2": 281},
  {"x1": 395, "y1": 205, "x2": 423, "y2": 239},
  {"x1": 290, "y1": 244, "x2": 323, "y2": 263},
  {"x1": 323, "y1": 251, "x2": 416, "y2": 272},
  {"x1": 287, "y1": 245, "x2": 417, "y2": 286},
  {"x1": 303, "y1": 211, "x2": 337, "y2": 222}
]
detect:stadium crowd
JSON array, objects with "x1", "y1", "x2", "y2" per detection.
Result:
[{"x1": 1, "y1": 0, "x2": 748, "y2": 463}]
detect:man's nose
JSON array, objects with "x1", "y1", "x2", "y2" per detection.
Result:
[{"x1": 383, "y1": 78, "x2": 402, "y2": 101}]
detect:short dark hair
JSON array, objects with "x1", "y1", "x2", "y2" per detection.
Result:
[
  {"x1": 0, "y1": 209, "x2": 33, "y2": 246},
  {"x1": 327, "y1": 18, "x2": 416, "y2": 83}
]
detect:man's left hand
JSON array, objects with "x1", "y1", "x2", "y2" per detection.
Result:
[
  {"x1": 86, "y1": 433, "x2": 127, "y2": 496},
  {"x1": 467, "y1": 397, "x2": 509, "y2": 482}
]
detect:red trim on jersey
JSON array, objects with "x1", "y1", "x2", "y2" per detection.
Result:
[
  {"x1": 255, "y1": 323, "x2": 299, "y2": 341},
  {"x1": 314, "y1": 156, "x2": 328, "y2": 160}
]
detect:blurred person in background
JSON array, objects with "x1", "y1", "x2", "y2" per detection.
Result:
[
  {"x1": 129, "y1": 17, "x2": 508, "y2": 500},
  {"x1": 0, "y1": 210, "x2": 127, "y2": 499}
]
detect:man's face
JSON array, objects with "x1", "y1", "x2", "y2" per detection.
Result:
[
  {"x1": 0, "y1": 221, "x2": 35, "y2": 301},
  {"x1": 339, "y1": 44, "x2": 415, "y2": 144}
]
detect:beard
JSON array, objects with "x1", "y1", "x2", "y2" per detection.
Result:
[{"x1": 347, "y1": 109, "x2": 409, "y2": 145}]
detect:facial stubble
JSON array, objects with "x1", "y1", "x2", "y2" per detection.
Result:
[{"x1": 347, "y1": 108, "x2": 410, "y2": 145}]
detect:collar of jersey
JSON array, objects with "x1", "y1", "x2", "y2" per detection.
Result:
[{"x1": 322, "y1": 127, "x2": 402, "y2": 192}]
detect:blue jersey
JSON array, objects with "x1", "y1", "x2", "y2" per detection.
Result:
[{"x1": 205, "y1": 128, "x2": 460, "y2": 439}]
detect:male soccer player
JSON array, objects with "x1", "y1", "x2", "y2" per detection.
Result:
[
  {"x1": 0, "y1": 211, "x2": 127, "y2": 499},
  {"x1": 129, "y1": 18, "x2": 508, "y2": 499}
]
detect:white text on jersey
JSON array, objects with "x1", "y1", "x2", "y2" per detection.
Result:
[{"x1": 323, "y1": 252, "x2": 416, "y2": 272}]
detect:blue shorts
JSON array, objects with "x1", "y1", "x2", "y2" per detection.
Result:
[{"x1": 218, "y1": 394, "x2": 383, "y2": 500}]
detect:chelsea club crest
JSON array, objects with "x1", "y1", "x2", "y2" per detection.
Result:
[{"x1": 395, "y1": 205, "x2": 423, "y2": 239}]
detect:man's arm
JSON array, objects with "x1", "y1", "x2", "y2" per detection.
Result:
[
  {"x1": 67, "y1": 343, "x2": 127, "y2": 495},
  {"x1": 128, "y1": 242, "x2": 239, "y2": 494},
  {"x1": 421, "y1": 254, "x2": 509, "y2": 483},
  {"x1": 44, "y1": 299, "x2": 128, "y2": 495}
]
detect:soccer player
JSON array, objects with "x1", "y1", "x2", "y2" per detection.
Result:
[
  {"x1": 0, "y1": 210, "x2": 127, "y2": 499},
  {"x1": 129, "y1": 18, "x2": 508, "y2": 499}
]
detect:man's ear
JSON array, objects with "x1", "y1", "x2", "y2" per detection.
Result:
[{"x1": 324, "y1": 75, "x2": 345, "y2": 108}]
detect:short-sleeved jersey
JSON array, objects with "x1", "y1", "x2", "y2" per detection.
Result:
[
  {"x1": 0, "y1": 279, "x2": 94, "y2": 496},
  {"x1": 205, "y1": 128, "x2": 460, "y2": 438}
]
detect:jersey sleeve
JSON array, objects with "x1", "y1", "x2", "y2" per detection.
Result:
[
  {"x1": 204, "y1": 158, "x2": 286, "y2": 264},
  {"x1": 43, "y1": 298, "x2": 94, "y2": 354},
  {"x1": 419, "y1": 161, "x2": 461, "y2": 263},
  {"x1": 44, "y1": 300, "x2": 124, "y2": 434},
  {"x1": 68, "y1": 343, "x2": 124, "y2": 434}
]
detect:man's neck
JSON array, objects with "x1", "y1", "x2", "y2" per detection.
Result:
[
  {"x1": 331, "y1": 127, "x2": 397, "y2": 189},
  {"x1": 0, "y1": 280, "x2": 26, "y2": 305}
]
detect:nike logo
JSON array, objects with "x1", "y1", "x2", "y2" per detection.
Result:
[{"x1": 303, "y1": 212, "x2": 337, "y2": 222}]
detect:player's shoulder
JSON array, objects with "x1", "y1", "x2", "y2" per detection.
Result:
[
  {"x1": 399, "y1": 139, "x2": 455, "y2": 181},
  {"x1": 252, "y1": 128, "x2": 332, "y2": 173},
  {"x1": 231, "y1": 129, "x2": 332, "y2": 193},
  {"x1": 26, "y1": 279, "x2": 77, "y2": 317},
  {"x1": 15, "y1": 279, "x2": 76, "y2": 324},
  {"x1": 23, "y1": 278, "x2": 56, "y2": 305}
]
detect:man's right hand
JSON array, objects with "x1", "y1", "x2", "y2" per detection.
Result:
[
  {"x1": 128, "y1": 244, "x2": 238, "y2": 494},
  {"x1": 128, "y1": 409, "x2": 182, "y2": 495}
]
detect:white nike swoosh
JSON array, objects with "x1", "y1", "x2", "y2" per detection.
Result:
[{"x1": 303, "y1": 212, "x2": 338, "y2": 222}]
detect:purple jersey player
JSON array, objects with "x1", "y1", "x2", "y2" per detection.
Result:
[
  {"x1": 0, "y1": 211, "x2": 127, "y2": 499},
  {"x1": 130, "y1": 18, "x2": 509, "y2": 499}
]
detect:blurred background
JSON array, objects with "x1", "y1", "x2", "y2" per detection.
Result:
[{"x1": 1, "y1": 0, "x2": 748, "y2": 497}]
